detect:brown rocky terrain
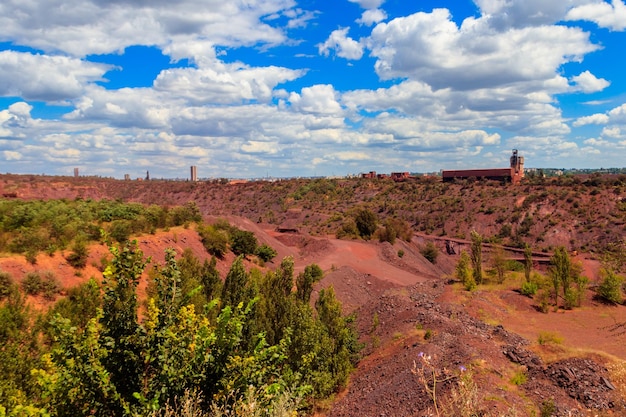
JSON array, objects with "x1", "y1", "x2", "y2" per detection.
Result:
[{"x1": 1, "y1": 173, "x2": 626, "y2": 416}]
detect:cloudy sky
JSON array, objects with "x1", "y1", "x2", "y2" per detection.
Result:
[{"x1": 1, "y1": 0, "x2": 626, "y2": 179}]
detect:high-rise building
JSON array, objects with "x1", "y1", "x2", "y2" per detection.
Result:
[
  {"x1": 74, "y1": 168, "x2": 79, "y2": 178},
  {"x1": 191, "y1": 165, "x2": 198, "y2": 182}
]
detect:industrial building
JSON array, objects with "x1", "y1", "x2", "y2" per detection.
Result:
[{"x1": 442, "y1": 150, "x2": 525, "y2": 184}]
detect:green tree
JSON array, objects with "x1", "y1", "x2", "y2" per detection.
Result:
[
  {"x1": 0, "y1": 270, "x2": 14, "y2": 300},
  {"x1": 420, "y1": 242, "x2": 439, "y2": 264},
  {"x1": 45, "y1": 278, "x2": 102, "y2": 330},
  {"x1": 231, "y1": 230, "x2": 258, "y2": 257},
  {"x1": 456, "y1": 251, "x2": 475, "y2": 291},
  {"x1": 200, "y1": 257, "x2": 222, "y2": 304},
  {"x1": 470, "y1": 231, "x2": 483, "y2": 285},
  {"x1": 523, "y1": 244, "x2": 533, "y2": 282},
  {"x1": 108, "y1": 220, "x2": 133, "y2": 243},
  {"x1": 0, "y1": 288, "x2": 41, "y2": 413},
  {"x1": 256, "y1": 257, "x2": 296, "y2": 346},
  {"x1": 597, "y1": 268, "x2": 624, "y2": 304},
  {"x1": 548, "y1": 247, "x2": 567, "y2": 308},
  {"x1": 548, "y1": 246, "x2": 586, "y2": 309},
  {"x1": 336, "y1": 218, "x2": 359, "y2": 239},
  {"x1": 221, "y1": 256, "x2": 250, "y2": 308},
  {"x1": 491, "y1": 246, "x2": 507, "y2": 284},
  {"x1": 296, "y1": 264, "x2": 323, "y2": 303},
  {"x1": 100, "y1": 240, "x2": 148, "y2": 406},
  {"x1": 314, "y1": 287, "x2": 359, "y2": 397},
  {"x1": 197, "y1": 223, "x2": 229, "y2": 258},
  {"x1": 255, "y1": 244, "x2": 278, "y2": 263},
  {"x1": 32, "y1": 245, "x2": 304, "y2": 417},
  {"x1": 354, "y1": 209, "x2": 377, "y2": 239},
  {"x1": 65, "y1": 236, "x2": 89, "y2": 269}
]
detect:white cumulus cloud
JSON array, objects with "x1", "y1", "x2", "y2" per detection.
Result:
[
  {"x1": 0, "y1": 51, "x2": 110, "y2": 101},
  {"x1": 573, "y1": 113, "x2": 610, "y2": 127},
  {"x1": 368, "y1": 9, "x2": 599, "y2": 90},
  {"x1": 318, "y1": 28, "x2": 364, "y2": 60},
  {"x1": 571, "y1": 70, "x2": 610, "y2": 93},
  {"x1": 289, "y1": 85, "x2": 343, "y2": 115},
  {"x1": 566, "y1": 0, "x2": 626, "y2": 31},
  {"x1": 357, "y1": 9, "x2": 387, "y2": 26}
]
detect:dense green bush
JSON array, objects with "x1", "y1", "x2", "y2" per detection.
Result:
[
  {"x1": 231, "y1": 229, "x2": 258, "y2": 256},
  {"x1": 197, "y1": 224, "x2": 229, "y2": 258},
  {"x1": 420, "y1": 242, "x2": 439, "y2": 264},
  {"x1": 0, "y1": 270, "x2": 14, "y2": 299},
  {"x1": 21, "y1": 271, "x2": 61, "y2": 300},
  {"x1": 520, "y1": 280, "x2": 538, "y2": 297},
  {"x1": 354, "y1": 209, "x2": 377, "y2": 239},
  {"x1": 255, "y1": 244, "x2": 277, "y2": 262},
  {"x1": 65, "y1": 238, "x2": 89, "y2": 268},
  {"x1": 1, "y1": 241, "x2": 359, "y2": 416},
  {"x1": 21, "y1": 272, "x2": 42, "y2": 295},
  {"x1": 597, "y1": 268, "x2": 623, "y2": 304},
  {"x1": 336, "y1": 219, "x2": 359, "y2": 239}
]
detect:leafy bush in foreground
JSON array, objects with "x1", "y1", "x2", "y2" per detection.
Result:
[{"x1": 3, "y1": 240, "x2": 358, "y2": 416}]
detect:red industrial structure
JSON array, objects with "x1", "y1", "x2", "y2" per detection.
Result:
[
  {"x1": 390, "y1": 172, "x2": 410, "y2": 182},
  {"x1": 361, "y1": 171, "x2": 409, "y2": 181},
  {"x1": 442, "y1": 150, "x2": 525, "y2": 184}
]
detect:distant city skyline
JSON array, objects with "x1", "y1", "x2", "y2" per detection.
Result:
[{"x1": 1, "y1": 1, "x2": 626, "y2": 179}]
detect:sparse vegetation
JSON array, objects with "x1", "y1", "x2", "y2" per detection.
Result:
[
  {"x1": 537, "y1": 331, "x2": 564, "y2": 345},
  {"x1": 420, "y1": 242, "x2": 439, "y2": 264}
]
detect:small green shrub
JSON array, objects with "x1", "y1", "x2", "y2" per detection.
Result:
[
  {"x1": 537, "y1": 331, "x2": 563, "y2": 345},
  {"x1": 25, "y1": 250, "x2": 38, "y2": 265},
  {"x1": 22, "y1": 272, "x2": 43, "y2": 295},
  {"x1": 41, "y1": 272, "x2": 60, "y2": 300},
  {"x1": 420, "y1": 242, "x2": 439, "y2": 264},
  {"x1": 424, "y1": 329, "x2": 433, "y2": 340},
  {"x1": 540, "y1": 398, "x2": 556, "y2": 417},
  {"x1": 197, "y1": 224, "x2": 228, "y2": 258},
  {"x1": 65, "y1": 239, "x2": 89, "y2": 269},
  {"x1": 108, "y1": 220, "x2": 132, "y2": 243},
  {"x1": 397, "y1": 249, "x2": 405, "y2": 258},
  {"x1": 597, "y1": 269, "x2": 623, "y2": 304},
  {"x1": 255, "y1": 244, "x2": 277, "y2": 263},
  {"x1": 510, "y1": 369, "x2": 527, "y2": 385},
  {"x1": 0, "y1": 271, "x2": 14, "y2": 299},
  {"x1": 520, "y1": 280, "x2": 538, "y2": 297},
  {"x1": 505, "y1": 260, "x2": 524, "y2": 272},
  {"x1": 537, "y1": 289, "x2": 551, "y2": 313}
]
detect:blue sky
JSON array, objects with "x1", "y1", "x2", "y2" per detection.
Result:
[{"x1": 1, "y1": 0, "x2": 626, "y2": 179}]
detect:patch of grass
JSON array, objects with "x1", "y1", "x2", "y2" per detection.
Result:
[
  {"x1": 537, "y1": 331, "x2": 564, "y2": 346},
  {"x1": 510, "y1": 369, "x2": 527, "y2": 386}
]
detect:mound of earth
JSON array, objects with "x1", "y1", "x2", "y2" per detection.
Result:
[{"x1": 327, "y1": 280, "x2": 626, "y2": 417}]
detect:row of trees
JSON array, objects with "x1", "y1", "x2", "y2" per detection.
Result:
[
  {"x1": 336, "y1": 208, "x2": 413, "y2": 245},
  {"x1": 196, "y1": 219, "x2": 277, "y2": 262},
  {"x1": 0, "y1": 239, "x2": 359, "y2": 416},
  {"x1": 455, "y1": 231, "x2": 625, "y2": 309}
]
